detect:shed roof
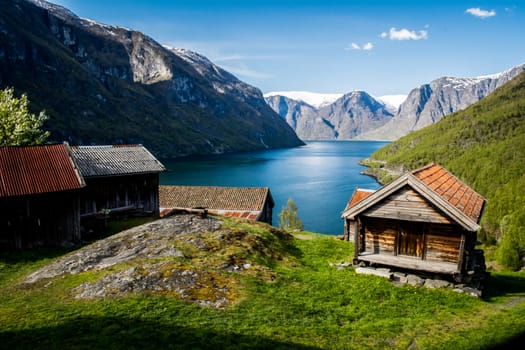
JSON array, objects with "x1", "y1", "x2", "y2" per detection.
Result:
[
  {"x1": 411, "y1": 164, "x2": 485, "y2": 224},
  {"x1": 0, "y1": 143, "x2": 85, "y2": 197},
  {"x1": 342, "y1": 164, "x2": 485, "y2": 231},
  {"x1": 70, "y1": 145, "x2": 165, "y2": 178},
  {"x1": 159, "y1": 185, "x2": 274, "y2": 220}
]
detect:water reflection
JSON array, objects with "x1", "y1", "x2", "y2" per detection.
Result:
[{"x1": 161, "y1": 141, "x2": 388, "y2": 234}]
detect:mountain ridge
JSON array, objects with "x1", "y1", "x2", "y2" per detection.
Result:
[
  {"x1": 0, "y1": 0, "x2": 304, "y2": 158},
  {"x1": 266, "y1": 63, "x2": 525, "y2": 141}
]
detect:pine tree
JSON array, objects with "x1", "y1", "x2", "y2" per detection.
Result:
[
  {"x1": 0, "y1": 87, "x2": 49, "y2": 146},
  {"x1": 279, "y1": 198, "x2": 304, "y2": 231}
]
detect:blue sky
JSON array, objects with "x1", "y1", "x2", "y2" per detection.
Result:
[{"x1": 50, "y1": 0, "x2": 524, "y2": 96}]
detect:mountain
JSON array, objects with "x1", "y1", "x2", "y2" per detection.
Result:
[
  {"x1": 365, "y1": 70, "x2": 525, "y2": 268},
  {"x1": 357, "y1": 64, "x2": 525, "y2": 140},
  {"x1": 264, "y1": 91, "x2": 343, "y2": 109},
  {"x1": 265, "y1": 91, "x2": 394, "y2": 140},
  {"x1": 0, "y1": 0, "x2": 303, "y2": 158},
  {"x1": 266, "y1": 65, "x2": 525, "y2": 142}
]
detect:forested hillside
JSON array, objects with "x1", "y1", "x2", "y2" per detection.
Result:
[{"x1": 367, "y1": 71, "x2": 525, "y2": 269}]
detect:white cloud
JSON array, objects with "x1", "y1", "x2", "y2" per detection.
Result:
[
  {"x1": 363, "y1": 42, "x2": 373, "y2": 51},
  {"x1": 345, "y1": 42, "x2": 373, "y2": 51},
  {"x1": 466, "y1": 7, "x2": 496, "y2": 18},
  {"x1": 381, "y1": 27, "x2": 428, "y2": 41}
]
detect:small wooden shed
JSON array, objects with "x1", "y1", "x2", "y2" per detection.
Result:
[
  {"x1": 159, "y1": 185, "x2": 274, "y2": 225},
  {"x1": 342, "y1": 164, "x2": 486, "y2": 281},
  {"x1": 70, "y1": 145, "x2": 165, "y2": 219},
  {"x1": 0, "y1": 143, "x2": 85, "y2": 249}
]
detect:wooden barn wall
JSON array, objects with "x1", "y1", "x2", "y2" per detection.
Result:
[
  {"x1": 363, "y1": 186, "x2": 453, "y2": 225},
  {"x1": 359, "y1": 217, "x2": 464, "y2": 264},
  {"x1": 425, "y1": 223, "x2": 462, "y2": 263},
  {"x1": 362, "y1": 217, "x2": 398, "y2": 255},
  {"x1": 0, "y1": 191, "x2": 81, "y2": 249},
  {"x1": 80, "y1": 174, "x2": 160, "y2": 217}
]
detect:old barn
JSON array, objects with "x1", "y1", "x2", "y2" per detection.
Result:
[
  {"x1": 342, "y1": 164, "x2": 486, "y2": 281},
  {"x1": 159, "y1": 185, "x2": 274, "y2": 224},
  {"x1": 0, "y1": 143, "x2": 85, "y2": 248},
  {"x1": 70, "y1": 145, "x2": 165, "y2": 219}
]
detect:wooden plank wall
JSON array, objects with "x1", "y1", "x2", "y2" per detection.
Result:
[
  {"x1": 360, "y1": 217, "x2": 463, "y2": 264},
  {"x1": 426, "y1": 224, "x2": 461, "y2": 263},
  {"x1": 364, "y1": 186, "x2": 453, "y2": 225},
  {"x1": 363, "y1": 218, "x2": 397, "y2": 255}
]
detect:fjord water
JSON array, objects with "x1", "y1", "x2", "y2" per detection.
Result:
[{"x1": 160, "y1": 141, "x2": 388, "y2": 235}]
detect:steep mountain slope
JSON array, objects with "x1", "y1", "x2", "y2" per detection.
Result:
[
  {"x1": 366, "y1": 71, "x2": 525, "y2": 265},
  {"x1": 265, "y1": 91, "x2": 393, "y2": 140},
  {"x1": 0, "y1": 0, "x2": 303, "y2": 158},
  {"x1": 358, "y1": 64, "x2": 525, "y2": 140}
]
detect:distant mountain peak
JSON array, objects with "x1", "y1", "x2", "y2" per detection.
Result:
[{"x1": 264, "y1": 91, "x2": 343, "y2": 109}]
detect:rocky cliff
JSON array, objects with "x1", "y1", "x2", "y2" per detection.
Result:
[
  {"x1": 0, "y1": 0, "x2": 303, "y2": 157},
  {"x1": 356, "y1": 64, "x2": 525, "y2": 140},
  {"x1": 265, "y1": 91, "x2": 393, "y2": 140},
  {"x1": 266, "y1": 64, "x2": 525, "y2": 141}
]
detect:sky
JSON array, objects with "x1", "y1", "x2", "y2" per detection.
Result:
[{"x1": 49, "y1": 0, "x2": 525, "y2": 96}]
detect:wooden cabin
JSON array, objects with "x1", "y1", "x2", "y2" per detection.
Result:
[
  {"x1": 70, "y1": 145, "x2": 165, "y2": 220},
  {"x1": 159, "y1": 185, "x2": 274, "y2": 225},
  {"x1": 0, "y1": 143, "x2": 86, "y2": 249},
  {"x1": 342, "y1": 164, "x2": 486, "y2": 281}
]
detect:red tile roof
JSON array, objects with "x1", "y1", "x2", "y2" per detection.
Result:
[
  {"x1": 343, "y1": 164, "x2": 486, "y2": 229},
  {"x1": 0, "y1": 143, "x2": 85, "y2": 197},
  {"x1": 411, "y1": 164, "x2": 485, "y2": 223},
  {"x1": 159, "y1": 185, "x2": 273, "y2": 212},
  {"x1": 344, "y1": 188, "x2": 375, "y2": 211}
]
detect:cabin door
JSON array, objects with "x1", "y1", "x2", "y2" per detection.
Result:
[{"x1": 397, "y1": 222, "x2": 424, "y2": 258}]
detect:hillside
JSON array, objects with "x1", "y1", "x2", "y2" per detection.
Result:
[
  {"x1": 0, "y1": 0, "x2": 303, "y2": 158},
  {"x1": 365, "y1": 71, "x2": 525, "y2": 267},
  {"x1": 1, "y1": 214, "x2": 525, "y2": 349}
]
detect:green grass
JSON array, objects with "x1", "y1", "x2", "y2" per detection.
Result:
[{"x1": 1, "y1": 224, "x2": 525, "y2": 349}]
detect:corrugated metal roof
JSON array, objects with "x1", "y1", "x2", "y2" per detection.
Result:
[
  {"x1": 70, "y1": 145, "x2": 165, "y2": 177},
  {"x1": 159, "y1": 185, "x2": 273, "y2": 212},
  {"x1": 0, "y1": 143, "x2": 85, "y2": 197},
  {"x1": 412, "y1": 163, "x2": 485, "y2": 224}
]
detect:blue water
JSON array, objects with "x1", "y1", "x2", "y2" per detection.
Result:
[{"x1": 160, "y1": 141, "x2": 389, "y2": 235}]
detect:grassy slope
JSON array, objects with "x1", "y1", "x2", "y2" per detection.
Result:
[
  {"x1": 1, "y1": 219, "x2": 525, "y2": 350},
  {"x1": 366, "y1": 71, "x2": 525, "y2": 244}
]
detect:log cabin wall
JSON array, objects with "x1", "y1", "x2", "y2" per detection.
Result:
[
  {"x1": 359, "y1": 216, "x2": 464, "y2": 266},
  {"x1": 364, "y1": 187, "x2": 453, "y2": 225},
  {"x1": 361, "y1": 217, "x2": 398, "y2": 255}
]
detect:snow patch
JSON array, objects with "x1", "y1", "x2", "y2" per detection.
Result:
[
  {"x1": 376, "y1": 94, "x2": 407, "y2": 109},
  {"x1": 264, "y1": 91, "x2": 343, "y2": 109}
]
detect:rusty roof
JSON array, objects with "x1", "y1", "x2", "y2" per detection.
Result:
[
  {"x1": 70, "y1": 145, "x2": 165, "y2": 177},
  {"x1": 159, "y1": 185, "x2": 274, "y2": 213},
  {"x1": 411, "y1": 163, "x2": 485, "y2": 224},
  {"x1": 0, "y1": 143, "x2": 85, "y2": 197}
]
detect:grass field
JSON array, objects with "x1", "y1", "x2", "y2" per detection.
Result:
[{"x1": 1, "y1": 220, "x2": 525, "y2": 349}]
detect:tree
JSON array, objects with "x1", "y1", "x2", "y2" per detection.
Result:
[
  {"x1": 279, "y1": 198, "x2": 303, "y2": 231},
  {"x1": 0, "y1": 87, "x2": 49, "y2": 146}
]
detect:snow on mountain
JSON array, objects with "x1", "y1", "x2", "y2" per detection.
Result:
[
  {"x1": 264, "y1": 91, "x2": 343, "y2": 109},
  {"x1": 376, "y1": 95, "x2": 407, "y2": 110}
]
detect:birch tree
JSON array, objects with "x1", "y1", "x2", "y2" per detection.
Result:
[{"x1": 0, "y1": 87, "x2": 49, "y2": 146}]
